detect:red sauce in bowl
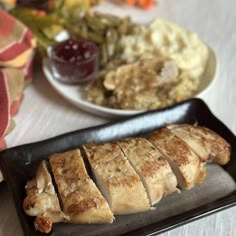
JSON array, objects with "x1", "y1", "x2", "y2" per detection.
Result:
[{"x1": 50, "y1": 39, "x2": 99, "y2": 84}]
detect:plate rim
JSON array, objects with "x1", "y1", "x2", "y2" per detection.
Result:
[{"x1": 42, "y1": 58, "x2": 145, "y2": 118}]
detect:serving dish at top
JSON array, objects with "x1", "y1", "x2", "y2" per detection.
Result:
[{"x1": 0, "y1": 98, "x2": 236, "y2": 236}]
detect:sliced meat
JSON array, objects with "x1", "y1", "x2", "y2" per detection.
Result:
[
  {"x1": 49, "y1": 149, "x2": 113, "y2": 224},
  {"x1": 23, "y1": 161, "x2": 68, "y2": 233},
  {"x1": 166, "y1": 124, "x2": 231, "y2": 165},
  {"x1": 83, "y1": 142, "x2": 150, "y2": 215},
  {"x1": 148, "y1": 128, "x2": 206, "y2": 189},
  {"x1": 116, "y1": 137, "x2": 178, "y2": 205}
]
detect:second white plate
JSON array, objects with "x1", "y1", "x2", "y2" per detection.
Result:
[
  {"x1": 42, "y1": 46, "x2": 217, "y2": 118},
  {"x1": 43, "y1": 58, "x2": 145, "y2": 118}
]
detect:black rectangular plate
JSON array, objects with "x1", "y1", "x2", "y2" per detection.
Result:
[{"x1": 1, "y1": 98, "x2": 236, "y2": 236}]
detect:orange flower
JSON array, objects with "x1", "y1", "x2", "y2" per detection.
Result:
[
  {"x1": 125, "y1": 0, "x2": 136, "y2": 6},
  {"x1": 125, "y1": 0, "x2": 156, "y2": 9},
  {"x1": 138, "y1": 0, "x2": 154, "y2": 9}
]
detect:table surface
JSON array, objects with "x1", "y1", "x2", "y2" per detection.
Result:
[{"x1": 1, "y1": 0, "x2": 236, "y2": 235}]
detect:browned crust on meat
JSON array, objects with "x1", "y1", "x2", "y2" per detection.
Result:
[
  {"x1": 83, "y1": 142, "x2": 150, "y2": 214},
  {"x1": 115, "y1": 137, "x2": 177, "y2": 205},
  {"x1": 167, "y1": 124, "x2": 231, "y2": 165},
  {"x1": 34, "y1": 216, "x2": 52, "y2": 234},
  {"x1": 148, "y1": 128, "x2": 206, "y2": 189},
  {"x1": 49, "y1": 149, "x2": 113, "y2": 224},
  {"x1": 67, "y1": 198, "x2": 97, "y2": 214},
  {"x1": 23, "y1": 161, "x2": 68, "y2": 233}
]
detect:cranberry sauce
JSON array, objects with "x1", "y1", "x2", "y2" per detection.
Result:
[{"x1": 50, "y1": 39, "x2": 99, "y2": 84}]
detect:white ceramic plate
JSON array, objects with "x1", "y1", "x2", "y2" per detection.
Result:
[
  {"x1": 42, "y1": 58, "x2": 145, "y2": 118},
  {"x1": 42, "y1": 46, "x2": 217, "y2": 118}
]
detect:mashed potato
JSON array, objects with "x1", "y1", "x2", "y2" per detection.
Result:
[{"x1": 119, "y1": 19, "x2": 209, "y2": 78}]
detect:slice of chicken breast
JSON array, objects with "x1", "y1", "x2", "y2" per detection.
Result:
[
  {"x1": 49, "y1": 149, "x2": 114, "y2": 224},
  {"x1": 166, "y1": 124, "x2": 231, "y2": 165},
  {"x1": 23, "y1": 161, "x2": 68, "y2": 233},
  {"x1": 83, "y1": 142, "x2": 150, "y2": 215},
  {"x1": 116, "y1": 137, "x2": 178, "y2": 205},
  {"x1": 148, "y1": 128, "x2": 206, "y2": 189}
]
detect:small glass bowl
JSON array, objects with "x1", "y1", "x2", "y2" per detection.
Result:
[{"x1": 48, "y1": 39, "x2": 99, "y2": 85}]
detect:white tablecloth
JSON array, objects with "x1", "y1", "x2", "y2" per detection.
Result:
[{"x1": 1, "y1": 0, "x2": 236, "y2": 235}]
